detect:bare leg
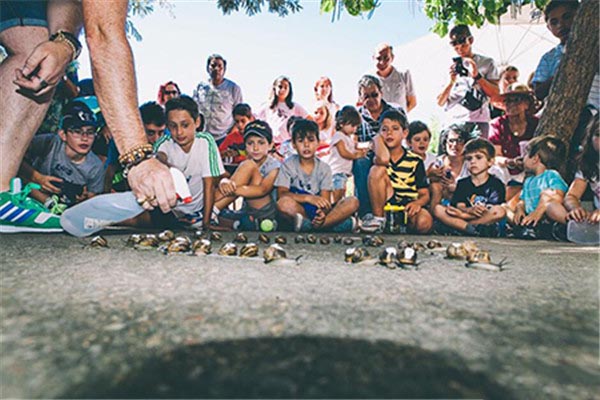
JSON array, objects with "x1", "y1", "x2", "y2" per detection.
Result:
[
  {"x1": 433, "y1": 204, "x2": 469, "y2": 231},
  {"x1": 214, "y1": 161, "x2": 261, "y2": 210},
  {"x1": 0, "y1": 27, "x2": 53, "y2": 191},
  {"x1": 506, "y1": 185, "x2": 521, "y2": 201},
  {"x1": 429, "y1": 181, "x2": 443, "y2": 209},
  {"x1": 541, "y1": 191, "x2": 568, "y2": 224},
  {"x1": 368, "y1": 165, "x2": 392, "y2": 218},
  {"x1": 331, "y1": 189, "x2": 345, "y2": 204},
  {"x1": 468, "y1": 205, "x2": 506, "y2": 225},
  {"x1": 277, "y1": 196, "x2": 306, "y2": 222},
  {"x1": 321, "y1": 196, "x2": 358, "y2": 228},
  {"x1": 409, "y1": 208, "x2": 433, "y2": 234}
]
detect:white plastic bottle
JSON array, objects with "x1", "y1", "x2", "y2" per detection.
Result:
[
  {"x1": 60, "y1": 168, "x2": 191, "y2": 237},
  {"x1": 567, "y1": 220, "x2": 600, "y2": 245}
]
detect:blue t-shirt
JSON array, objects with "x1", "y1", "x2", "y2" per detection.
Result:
[{"x1": 520, "y1": 169, "x2": 567, "y2": 214}]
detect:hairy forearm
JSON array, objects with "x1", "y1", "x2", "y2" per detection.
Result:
[
  {"x1": 477, "y1": 78, "x2": 499, "y2": 99},
  {"x1": 48, "y1": 0, "x2": 83, "y2": 35},
  {"x1": 18, "y1": 161, "x2": 40, "y2": 182},
  {"x1": 82, "y1": 0, "x2": 147, "y2": 154},
  {"x1": 563, "y1": 194, "x2": 582, "y2": 211},
  {"x1": 436, "y1": 81, "x2": 454, "y2": 106}
]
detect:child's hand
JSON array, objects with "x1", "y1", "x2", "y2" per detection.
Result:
[
  {"x1": 513, "y1": 208, "x2": 525, "y2": 225},
  {"x1": 218, "y1": 178, "x2": 237, "y2": 196},
  {"x1": 405, "y1": 201, "x2": 421, "y2": 217},
  {"x1": 427, "y1": 165, "x2": 443, "y2": 180},
  {"x1": 567, "y1": 207, "x2": 588, "y2": 222},
  {"x1": 222, "y1": 149, "x2": 238, "y2": 159},
  {"x1": 355, "y1": 148, "x2": 368, "y2": 159},
  {"x1": 521, "y1": 209, "x2": 544, "y2": 227},
  {"x1": 37, "y1": 174, "x2": 63, "y2": 194},
  {"x1": 312, "y1": 209, "x2": 326, "y2": 228},
  {"x1": 307, "y1": 195, "x2": 331, "y2": 211},
  {"x1": 468, "y1": 204, "x2": 488, "y2": 218},
  {"x1": 588, "y1": 209, "x2": 600, "y2": 224},
  {"x1": 75, "y1": 187, "x2": 93, "y2": 203}
]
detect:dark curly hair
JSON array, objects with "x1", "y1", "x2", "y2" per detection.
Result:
[{"x1": 577, "y1": 113, "x2": 599, "y2": 182}]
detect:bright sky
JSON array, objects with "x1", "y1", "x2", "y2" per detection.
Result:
[{"x1": 79, "y1": 1, "x2": 434, "y2": 113}]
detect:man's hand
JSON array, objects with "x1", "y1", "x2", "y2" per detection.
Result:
[
  {"x1": 75, "y1": 186, "x2": 94, "y2": 203},
  {"x1": 127, "y1": 158, "x2": 177, "y2": 212},
  {"x1": 405, "y1": 201, "x2": 421, "y2": 217},
  {"x1": 307, "y1": 195, "x2": 331, "y2": 212},
  {"x1": 14, "y1": 41, "x2": 73, "y2": 97},
  {"x1": 448, "y1": 64, "x2": 458, "y2": 83},
  {"x1": 567, "y1": 207, "x2": 589, "y2": 223},
  {"x1": 462, "y1": 57, "x2": 479, "y2": 79},
  {"x1": 218, "y1": 178, "x2": 237, "y2": 197},
  {"x1": 36, "y1": 174, "x2": 63, "y2": 194}
]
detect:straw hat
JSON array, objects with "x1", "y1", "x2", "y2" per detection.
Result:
[{"x1": 498, "y1": 83, "x2": 535, "y2": 103}]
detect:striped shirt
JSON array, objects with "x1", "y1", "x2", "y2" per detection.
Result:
[
  {"x1": 155, "y1": 131, "x2": 225, "y2": 216},
  {"x1": 386, "y1": 148, "x2": 429, "y2": 206}
]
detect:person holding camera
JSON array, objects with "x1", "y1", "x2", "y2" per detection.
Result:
[{"x1": 436, "y1": 25, "x2": 500, "y2": 139}]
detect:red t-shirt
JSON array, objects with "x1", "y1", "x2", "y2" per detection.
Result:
[
  {"x1": 489, "y1": 115, "x2": 538, "y2": 174},
  {"x1": 218, "y1": 128, "x2": 246, "y2": 165}
]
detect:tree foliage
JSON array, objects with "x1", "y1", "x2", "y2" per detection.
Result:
[
  {"x1": 127, "y1": 0, "x2": 174, "y2": 41},
  {"x1": 216, "y1": 0, "x2": 303, "y2": 17}
]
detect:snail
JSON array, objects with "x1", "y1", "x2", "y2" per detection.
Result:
[
  {"x1": 210, "y1": 232, "x2": 223, "y2": 241},
  {"x1": 157, "y1": 230, "x2": 175, "y2": 242},
  {"x1": 234, "y1": 232, "x2": 248, "y2": 243},
  {"x1": 363, "y1": 235, "x2": 384, "y2": 247},
  {"x1": 306, "y1": 234, "x2": 317, "y2": 244},
  {"x1": 398, "y1": 246, "x2": 418, "y2": 269},
  {"x1": 344, "y1": 247, "x2": 370, "y2": 264},
  {"x1": 333, "y1": 235, "x2": 342, "y2": 244},
  {"x1": 263, "y1": 244, "x2": 287, "y2": 264},
  {"x1": 90, "y1": 235, "x2": 108, "y2": 248},
  {"x1": 411, "y1": 242, "x2": 426, "y2": 252},
  {"x1": 465, "y1": 251, "x2": 508, "y2": 272},
  {"x1": 446, "y1": 243, "x2": 470, "y2": 260},
  {"x1": 240, "y1": 243, "x2": 259, "y2": 257},
  {"x1": 192, "y1": 239, "x2": 212, "y2": 255},
  {"x1": 426, "y1": 240, "x2": 443, "y2": 249},
  {"x1": 319, "y1": 236, "x2": 331, "y2": 245},
  {"x1": 126, "y1": 233, "x2": 144, "y2": 246},
  {"x1": 294, "y1": 235, "x2": 306, "y2": 244},
  {"x1": 396, "y1": 240, "x2": 410, "y2": 249},
  {"x1": 342, "y1": 237, "x2": 354, "y2": 246},
  {"x1": 172, "y1": 236, "x2": 192, "y2": 247},
  {"x1": 134, "y1": 235, "x2": 160, "y2": 250},
  {"x1": 218, "y1": 242, "x2": 237, "y2": 256},
  {"x1": 274, "y1": 235, "x2": 287, "y2": 245},
  {"x1": 258, "y1": 233, "x2": 270, "y2": 244},
  {"x1": 378, "y1": 247, "x2": 398, "y2": 269},
  {"x1": 162, "y1": 240, "x2": 191, "y2": 255}
]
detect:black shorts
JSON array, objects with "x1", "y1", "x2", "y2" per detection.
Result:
[{"x1": 0, "y1": 1, "x2": 48, "y2": 33}]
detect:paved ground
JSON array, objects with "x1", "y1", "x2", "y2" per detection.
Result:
[{"x1": 1, "y1": 231, "x2": 599, "y2": 399}]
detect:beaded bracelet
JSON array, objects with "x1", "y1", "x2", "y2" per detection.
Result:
[
  {"x1": 49, "y1": 30, "x2": 82, "y2": 61},
  {"x1": 118, "y1": 143, "x2": 155, "y2": 178}
]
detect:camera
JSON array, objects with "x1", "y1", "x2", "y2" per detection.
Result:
[{"x1": 453, "y1": 57, "x2": 469, "y2": 77}]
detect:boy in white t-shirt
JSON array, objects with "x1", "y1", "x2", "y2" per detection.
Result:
[
  {"x1": 324, "y1": 106, "x2": 368, "y2": 203},
  {"x1": 151, "y1": 96, "x2": 225, "y2": 229}
]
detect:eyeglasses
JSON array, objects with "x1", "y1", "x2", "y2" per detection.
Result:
[
  {"x1": 450, "y1": 36, "x2": 469, "y2": 46},
  {"x1": 361, "y1": 91, "x2": 380, "y2": 100},
  {"x1": 164, "y1": 90, "x2": 179, "y2": 96},
  {"x1": 67, "y1": 128, "x2": 97, "y2": 138},
  {"x1": 375, "y1": 55, "x2": 391, "y2": 62},
  {"x1": 504, "y1": 96, "x2": 529, "y2": 104},
  {"x1": 447, "y1": 138, "x2": 465, "y2": 145}
]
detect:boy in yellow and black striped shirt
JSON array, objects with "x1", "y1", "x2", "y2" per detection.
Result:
[{"x1": 360, "y1": 109, "x2": 433, "y2": 233}]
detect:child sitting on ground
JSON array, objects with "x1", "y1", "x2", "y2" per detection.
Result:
[
  {"x1": 219, "y1": 103, "x2": 254, "y2": 173},
  {"x1": 407, "y1": 120, "x2": 436, "y2": 170},
  {"x1": 324, "y1": 105, "x2": 368, "y2": 203},
  {"x1": 506, "y1": 135, "x2": 568, "y2": 239},
  {"x1": 215, "y1": 120, "x2": 281, "y2": 230},
  {"x1": 360, "y1": 109, "x2": 433, "y2": 234},
  {"x1": 275, "y1": 119, "x2": 359, "y2": 232},
  {"x1": 433, "y1": 138, "x2": 506, "y2": 237},
  {"x1": 151, "y1": 95, "x2": 225, "y2": 229},
  {"x1": 19, "y1": 101, "x2": 105, "y2": 214}
]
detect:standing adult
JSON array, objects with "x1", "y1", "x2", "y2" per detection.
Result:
[
  {"x1": 313, "y1": 76, "x2": 340, "y2": 115},
  {"x1": 436, "y1": 25, "x2": 500, "y2": 138},
  {"x1": 372, "y1": 43, "x2": 416, "y2": 114},
  {"x1": 2, "y1": 0, "x2": 176, "y2": 233},
  {"x1": 193, "y1": 54, "x2": 243, "y2": 145},
  {"x1": 352, "y1": 75, "x2": 402, "y2": 218}
]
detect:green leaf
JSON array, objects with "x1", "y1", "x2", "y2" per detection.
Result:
[{"x1": 320, "y1": 0, "x2": 335, "y2": 13}]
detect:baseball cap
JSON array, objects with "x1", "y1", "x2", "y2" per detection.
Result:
[
  {"x1": 243, "y1": 120, "x2": 273, "y2": 143},
  {"x1": 60, "y1": 100, "x2": 98, "y2": 130}
]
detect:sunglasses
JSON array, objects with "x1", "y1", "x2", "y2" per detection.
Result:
[
  {"x1": 450, "y1": 36, "x2": 469, "y2": 46},
  {"x1": 164, "y1": 90, "x2": 179, "y2": 96},
  {"x1": 362, "y1": 91, "x2": 380, "y2": 100},
  {"x1": 447, "y1": 138, "x2": 465, "y2": 145}
]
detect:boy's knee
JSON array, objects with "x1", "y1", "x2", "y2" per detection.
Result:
[
  {"x1": 277, "y1": 197, "x2": 296, "y2": 213},
  {"x1": 433, "y1": 204, "x2": 446, "y2": 218},
  {"x1": 343, "y1": 196, "x2": 359, "y2": 213},
  {"x1": 414, "y1": 210, "x2": 433, "y2": 234},
  {"x1": 489, "y1": 205, "x2": 506, "y2": 219},
  {"x1": 368, "y1": 165, "x2": 387, "y2": 181}
]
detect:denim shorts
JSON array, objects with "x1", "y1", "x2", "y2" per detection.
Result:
[
  {"x1": 332, "y1": 173, "x2": 349, "y2": 191},
  {"x1": 0, "y1": 1, "x2": 48, "y2": 33}
]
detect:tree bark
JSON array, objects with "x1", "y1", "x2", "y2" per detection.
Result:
[{"x1": 534, "y1": 0, "x2": 599, "y2": 148}]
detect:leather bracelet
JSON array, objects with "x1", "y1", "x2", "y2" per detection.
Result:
[
  {"x1": 119, "y1": 143, "x2": 154, "y2": 178},
  {"x1": 49, "y1": 30, "x2": 82, "y2": 61},
  {"x1": 474, "y1": 73, "x2": 483, "y2": 82}
]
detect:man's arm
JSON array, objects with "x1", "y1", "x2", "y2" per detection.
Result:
[
  {"x1": 533, "y1": 79, "x2": 553, "y2": 101},
  {"x1": 81, "y1": 0, "x2": 175, "y2": 212},
  {"x1": 406, "y1": 95, "x2": 417, "y2": 113}
]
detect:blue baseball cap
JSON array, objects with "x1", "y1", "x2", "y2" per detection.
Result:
[{"x1": 60, "y1": 100, "x2": 98, "y2": 130}]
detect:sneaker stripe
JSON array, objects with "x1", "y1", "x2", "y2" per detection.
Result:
[
  {"x1": 3, "y1": 206, "x2": 25, "y2": 222},
  {"x1": 14, "y1": 209, "x2": 35, "y2": 224},
  {"x1": 0, "y1": 202, "x2": 16, "y2": 217}
]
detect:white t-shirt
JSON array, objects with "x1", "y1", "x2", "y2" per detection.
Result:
[
  {"x1": 575, "y1": 171, "x2": 599, "y2": 209},
  {"x1": 256, "y1": 102, "x2": 308, "y2": 144},
  {"x1": 421, "y1": 152, "x2": 437, "y2": 170},
  {"x1": 155, "y1": 132, "x2": 225, "y2": 216},
  {"x1": 444, "y1": 54, "x2": 499, "y2": 123},
  {"x1": 324, "y1": 131, "x2": 355, "y2": 176},
  {"x1": 373, "y1": 67, "x2": 415, "y2": 112},
  {"x1": 193, "y1": 78, "x2": 243, "y2": 141}
]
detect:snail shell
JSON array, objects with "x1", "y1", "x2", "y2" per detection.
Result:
[
  {"x1": 333, "y1": 235, "x2": 342, "y2": 244},
  {"x1": 172, "y1": 236, "x2": 192, "y2": 247},
  {"x1": 158, "y1": 230, "x2": 175, "y2": 242},
  {"x1": 240, "y1": 243, "x2": 259, "y2": 257},
  {"x1": 218, "y1": 242, "x2": 237, "y2": 256},
  {"x1": 90, "y1": 235, "x2": 108, "y2": 248},
  {"x1": 344, "y1": 247, "x2": 370, "y2": 263},
  {"x1": 397, "y1": 240, "x2": 410, "y2": 249},
  {"x1": 210, "y1": 232, "x2": 223, "y2": 241},
  {"x1": 398, "y1": 246, "x2": 418, "y2": 265},
  {"x1": 258, "y1": 233, "x2": 270, "y2": 244},
  {"x1": 342, "y1": 237, "x2": 354, "y2": 246},
  {"x1": 135, "y1": 235, "x2": 159, "y2": 249},
  {"x1": 319, "y1": 236, "x2": 331, "y2": 245},
  {"x1": 363, "y1": 235, "x2": 384, "y2": 247},
  {"x1": 274, "y1": 235, "x2": 287, "y2": 245},
  {"x1": 467, "y1": 250, "x2": 492, "y2": 264},
  {"x1": 192, "y1": 239, "x2": 212, "y2": 255},
  {"x1": 411, "y1": 242, "x2": 426, "y2": 252},
  {"x1": 234, "y1": 232, "x2": 248, "y2": 243},
  {"x1": 294, "y1": 235, "x2": 305, "y2": 244},
  {"x1": 165, "y1": 240, "x2": 191, "y2": 254},
  {"x1": 306, "y1": 234, "x2": 317, "y2": 244},
  {"x1": 446, "y1": 243, "x2": 469, "y2": 260},
  {"x1": 263, "y1": 244, "x2": 287, "y2": 263},
  {"x1": 378, "y1": 247, "x2": 398, "y2": 268},
  {"x1": 426, "y1": 240, "x2": 442, "y2": 249},
  {"x1": 127, "y1": 233, "x2": 144, "y2": 246}
]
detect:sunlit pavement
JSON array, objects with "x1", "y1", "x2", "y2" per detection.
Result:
[{"x1": 1, "y1": 232, "x2": 598, "y2": 398}]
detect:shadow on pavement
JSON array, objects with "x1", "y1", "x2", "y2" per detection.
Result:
[{"x1": 66, "y1": 336, "x2": 513, "y2": 399}]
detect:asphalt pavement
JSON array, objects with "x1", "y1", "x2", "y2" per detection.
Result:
[{"x1": 1, "y1": 231, "x2": 598, "y2": 399}]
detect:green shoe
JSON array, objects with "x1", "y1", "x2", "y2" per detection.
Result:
[
  {"x1": 0, "y1": 178, "x2": 63, "y2": 233},
  {"x1": 45, "y1": 195, "x2": 68, "y2": 215}
]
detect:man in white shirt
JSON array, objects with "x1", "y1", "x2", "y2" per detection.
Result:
[
  {"x1": 372, "y1": 43, "x2": 416, "y2": 114},
  {"x1": 193, "y1": 54, "x2": 243, "y2": 145}
]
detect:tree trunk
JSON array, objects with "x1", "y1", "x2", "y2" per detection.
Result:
[{"x1": 533, "y1": 0, "x2": 599, "y2": 148}]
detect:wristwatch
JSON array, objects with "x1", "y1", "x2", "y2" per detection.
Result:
[
  {"x1": 49, "y1": 30, "x2": 82, "y2": 61},
  {"x1": 473, "y1": 73, "x2": 483, "y2": 82}
]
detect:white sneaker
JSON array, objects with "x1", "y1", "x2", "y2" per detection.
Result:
[{"x1": 360, "y1": 214, "x2": 385, "y2": 233}]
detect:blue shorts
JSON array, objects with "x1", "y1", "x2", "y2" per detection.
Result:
[
  {"x1": 332, "y1": 173, "x2": 348, "y2": 191},
  {"x1": 0, "y1": 1, "x2": 48, "y2": 33},
  {"x1": 289, "y1": 187, "x2": 318, "y2": 220}
]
